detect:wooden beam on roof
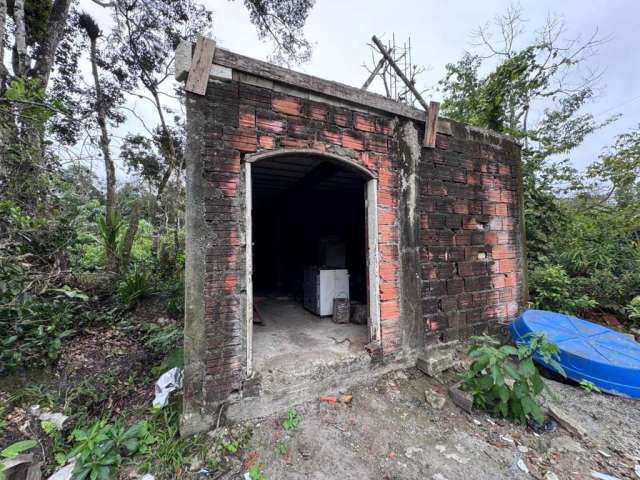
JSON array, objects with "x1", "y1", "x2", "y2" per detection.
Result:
[
  {"x1": 371, "y1": 35, "x2": 442, "y2": 148},
  {"x1": 185, "y1": 36, "x2": 216, "y2": 96},
  {"x1": 361, "y1": 55, "x2": 387, "y2": 90},
  {"x1": 371, "y1": 35, "x2": 429, "y2": 113},
  {"x1": 424, "y1": 101, "x2": 440, "y2": 148}
]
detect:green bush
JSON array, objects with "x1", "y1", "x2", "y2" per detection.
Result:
[
  {"x1": 528, "y1": 264, "x2": 595, "y2": 314},
  {"x1": 67, "y1": 418, "x2": 152, "y2": 480},
  {"x1": 462, "y1": 334, "x2": 564, "y2": 425},
  {"x1": 118, "y1": 268, "x2": 152, "y2": 308},
  {"x1": 0, "y1": 268, "x2": 89, "y2": 373},
  {"x1": 627, "y1": 296, "x2": 640, "y2": 326}
]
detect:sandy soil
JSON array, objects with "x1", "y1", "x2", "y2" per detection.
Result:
[{"x1": 240, "y1": 368, "x2": 640, "y2": 480}]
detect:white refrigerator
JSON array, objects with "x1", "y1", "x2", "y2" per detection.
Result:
[{"x1": 303, "y1": 268, "x2": 349, "y2": 316}]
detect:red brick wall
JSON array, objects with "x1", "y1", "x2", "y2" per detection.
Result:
[
  {"x1": 200, "y1": 80, "x2": 403, "y2": 401},
  {"x1": 419, "y1": 132, "x2": 525, "y2": 343},
  {"x1": 196, "y1": 77, "x2": 524, "y2": 402}
]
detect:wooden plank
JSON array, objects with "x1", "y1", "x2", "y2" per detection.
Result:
[
  {"x1": 185, "y1": 36, "x2": 216, "y2": 96},
  {"x1": 361, "y1": 55, "x2": 387, "y2": 90},
  {"x1": 371, "y1": 35, "x2": 430, "y2": 112},
  {"x1": 424, "y1": 101, "x2": 440, "y2": 148}
]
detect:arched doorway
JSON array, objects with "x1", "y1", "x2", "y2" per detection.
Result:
[{"x1": 243, "y1": 149, "x2": 380, "y2": 375}]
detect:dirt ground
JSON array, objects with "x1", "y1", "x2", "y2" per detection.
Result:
[{"x1": 240, "y1": 368, "x2": 640, "y2": 480}]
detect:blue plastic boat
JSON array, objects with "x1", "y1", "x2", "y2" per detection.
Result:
[{"x1": 509, "y1": 309, "x2": 640, "y2": 398}]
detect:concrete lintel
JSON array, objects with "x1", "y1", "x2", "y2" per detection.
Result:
[
  {"x1": 210, "y1": 64, "x2": 232, "y2": 80},
  {"x1": 176, "y1": 39, "x2": 519, "y2": 146},
  {"x1": 175, "y1": 40, "x2": 193, "y2": 81}
]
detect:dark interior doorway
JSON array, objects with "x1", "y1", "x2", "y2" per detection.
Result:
[{"x1": 250, "y1": 154, "x2": 370, "y2": 370}]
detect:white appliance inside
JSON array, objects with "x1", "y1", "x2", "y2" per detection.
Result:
[{"x1": 303, "y1": 268, "x2": 350, "y2": 316}]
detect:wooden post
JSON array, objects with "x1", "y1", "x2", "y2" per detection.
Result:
[
  {"x1": 424, "y1": 101, "x2": 440, "y2": 148},
  {"x1": 361, "y1": 56, "x2": 386, "y2": 90},
  {"x1": 371, "y1": 35, "x2": 439, "y2": 148},
  {"x1": 185, "y1": 35, "x2": 216, "y2": 96},
  {"x1": 371, "y1": 35, "x2": 429, "y2": 112}
]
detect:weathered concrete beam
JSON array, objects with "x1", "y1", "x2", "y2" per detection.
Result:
[
  {"x1": 175, "y1": 38, "x2": 517, "y2": 144},
  {"x1": 175, "y1": 40, "x2": 193, "y2": 81}
]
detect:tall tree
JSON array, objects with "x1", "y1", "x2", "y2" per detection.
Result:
[
  {"x1": 79, "y1": 12, "x2": 139, "y2": 273},
  {"x1": 438, "y1": 6, "x2": 615, "y2": 264}
]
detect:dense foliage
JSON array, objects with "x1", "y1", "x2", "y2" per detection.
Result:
[{"x1": 439, "y1": 7, "x2": 640, "y2": 319}]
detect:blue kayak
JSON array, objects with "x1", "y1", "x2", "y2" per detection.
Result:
[{"x1": 509, "y1": 309, "x2": 640, "y2": 398}]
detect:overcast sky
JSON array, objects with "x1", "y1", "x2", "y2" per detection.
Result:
[{"x1": 82, "y1": 0, "x2": 640, "y2": 175}]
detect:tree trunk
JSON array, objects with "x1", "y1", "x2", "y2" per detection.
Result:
[
  {"x1": 0, "y1": 0, "x2": 8, "y2": 90},
  {"x1": 118, "y1": 201, "x2": 140, "y2": 273},
  {"x1": 30, "y1": 0, "x2": 72, "y2": 89},
  {"x1": 88, "y1": 36, "x2": 118, "y2": 272},
  {"x1": 152, "y1": 89, "x2": 178, "y2": 200},
  {"x1": 12, "y1": 0, "x2": 27, "y2": 76}
]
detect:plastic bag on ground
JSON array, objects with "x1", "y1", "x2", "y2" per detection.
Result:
[{"x1": 153, "y1": 367, "x2": 183, "y2": 408}]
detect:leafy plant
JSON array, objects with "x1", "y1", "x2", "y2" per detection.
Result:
[
  {"x1": 144, "y1": 324, "x2": 181, "y2": 354},
  {"x1": 247, "y1": 464, "x2": 267, "y2": 480},
  {"x1": 0, "y1": 272, "x2": 90, "y2": 373},
  {"x1": 626, "y1": 296, "x2": 640, "y2": 326},
  {"x1": 579, "y1": 379, "x2": 602, "y2": 393},
  {"x1": 282, "y1": 409, "x2": 302, "y2": 431},
  {"x1": 68, "y1": 418, "x2": 150, "y2": 480},
  {"x1": 528, "y1": 264, "x2": 596, "y2": 314},
  {"x1": 462, "y1": 334, "x2": 564, "y2": 425},
  {"x1": 222, "y1": 440, "x2": 240, "y2": 454},
  {"x1": 117, "y1": 267, "x2": 152, "y2": 308},
  {"x1": 274, "y1": 442, "x2": 288, "y2": 456},
  {"x1": 1, "y1": 439, "x2": 38, "y2": 459},
  {"x1": 135, "y1": 403, "x2": 208, "y2": 479}
]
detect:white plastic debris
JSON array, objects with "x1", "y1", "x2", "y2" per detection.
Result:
[
  {"x1": 591, "y1": 472, "x2": 621, "y2": 480},
  {"x1": 47, "y1": 460, "x2": 76, "y2": 480},
  {"x1": 444, "y1": 453, "x2": 469, "y2": 465},
  {"x1": 517, "y1": 459, "x2": 529, "y2": 474},
  {"x1": 40, "y1": 412, "x2": 69, "y2": 430},
  {"x1": 404, "y1": 447, "x2": 423, "y2": 459},
  {"x1": 1, "y1": 454, "x2": 34, "y2": 477},
  {"x1": 153, "y1": 367, "x2": 184, "y2": 408},
  {"x1": 140, "y1": 475, "x2": 156, "y2": 480},
  {"x1": 635, "y1": 464, "x2": 640, "y2": 479}
]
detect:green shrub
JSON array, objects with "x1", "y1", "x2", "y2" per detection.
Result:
[
  {"x1": 528, "y1": 263, "x2": 595, "y2": 314},
  {"x1": 282, "y1": 409, "x2": 302, "y2": 431},
  {"x1": 0, "y1": 273, "x2": 89, "y2": 373},
  {"x1": 118, "y1": 268, "x2": 152, "y2": 308},
  {"x1": 67, "y1": 419, "x2": 151, "y2": 480},
  {"x1": 462, "y1": 334, "x2": 564, "y2": 425},
  {"x1": 626, "y1": 296, "x2": 640, "y2": 326},
  {"x1": 539, "y1": 208, "x2": 640, "y2": 318}
]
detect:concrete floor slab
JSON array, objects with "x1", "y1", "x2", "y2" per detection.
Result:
[
  {"x1": 252, "y1": 297, "x2": 368, "y2": 372},
  {"x1": 226, "y1": 297, "x2": 418, "y2": 422}
]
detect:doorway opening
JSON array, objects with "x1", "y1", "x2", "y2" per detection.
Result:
[{"x1": 245, "y1": 151, "x2": 380, "y2": 376}]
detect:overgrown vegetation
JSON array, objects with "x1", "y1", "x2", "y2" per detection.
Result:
[
  {"x1": 0, "y1": 0, "x2": 314, "y2": 477},
  {"x1": 462, "y1": 334, "x2": 564, "y2": 425},
  {"x1": 439, "y1": 6, "x2": 640, "y2": 319}
]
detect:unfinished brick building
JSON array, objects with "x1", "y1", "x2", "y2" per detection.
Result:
[{"x1": 178, "y1": 38, "x2": 527, "y2": 434}]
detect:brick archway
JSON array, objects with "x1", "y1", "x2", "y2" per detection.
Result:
[{"x1": 242, "y1": 148, "x2": 381, "y2": 375}]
